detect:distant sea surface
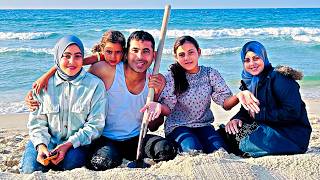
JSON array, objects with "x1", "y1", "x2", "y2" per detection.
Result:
[{"x1": 0, "y1": 8, "x2": 319, "y2": 114}]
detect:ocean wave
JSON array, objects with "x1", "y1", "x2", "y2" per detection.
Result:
[
  {"x1": 124, "y1": 27, "x2": 320, "y2": 40},
  {"x1": 0, "y1": 101, "x2": 28, "y2": 114},
  {"x1": 0, "y1": 47, "x2": 92, "y2": 56},
  {"x1": 92, "y1": 28, "x2": 103, "y2": 32},
  {"x1": 291, "y1": 35, "x2": 320, "y2": 43},
  {"x1": 0, "y1": 32, "x2": 57, "y2": 40},
  {"x1": 0, "y1": 47, "x2": 54, "y2": 55},
  {"x1": 163, "y1": 47, "x2": 241, "y2": 56},
  {"x1": 0, "y1": 46, "x2": 238, "y2": 56}
]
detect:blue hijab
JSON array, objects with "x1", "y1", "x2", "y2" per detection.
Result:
[
  {"x1": 54, "y1": 35, "x2": 84, "y2": 81},
  {"x1": 241, "y1": 41, "x2": 271, "y2": 94}
]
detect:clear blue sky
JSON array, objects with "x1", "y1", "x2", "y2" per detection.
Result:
[{"x1": 1, "y1": 0, "x2": 319, "y2": 9}]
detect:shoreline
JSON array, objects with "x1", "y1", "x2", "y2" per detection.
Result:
[{"x1": 1, "y1": 98, "x2": 319, "y2": 130}]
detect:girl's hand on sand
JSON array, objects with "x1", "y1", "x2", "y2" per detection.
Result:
[
  {"x1": 236, "y1": 90, "x2": 260, "y2": 113},
  {"x1": 24, "y1": 90, "x2": 40, "y2": 112},
  {"x1": 32, "y1": 75, "x2": 49, "y2": 94},
  {"x1": 140, "y1": 102, "x2": 162, "y2": 122},
  {"x1": 148, "y1": 74, "x2": 166, "y2": 95},
  {"x1": 50, "y1": 142, "x2": 72, "y2": 165},
  {"x1": 36, "y1": 144, "x2": 50, "y2": 166},
  {"x1": 225, "y1": 119, "x2": 243, "y2": 135}
]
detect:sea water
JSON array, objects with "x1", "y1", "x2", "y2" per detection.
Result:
[{"x1": 0, "y1": 8, "x2": 319, "y2": 114}]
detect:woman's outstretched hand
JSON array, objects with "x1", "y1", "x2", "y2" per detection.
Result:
[
  {"x1": 140, "y1": 101, "x2": 162, "y2": 122},
  {"x1": 236, "y1": 90, "x2": 260, "y2": 113}
]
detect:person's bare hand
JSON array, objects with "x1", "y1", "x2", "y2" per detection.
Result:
[
  {"x1": 50, "y1": 142, "x2": 72, "y2": 165},
  {"x1": 148, "y1": 74, "x2": 166, "y2": 95},
  {"x1": 140, "y1": 102, "x2": 162, "y2": 122},
  {"x1": 225, "y1": 119, "x2": 243, "y2": 135},
  {"x1": 236, "y1": 90, "x2": 260, "y2": 113},
  {"x1": 24, "y1": 90, "x2": 39, "y2": 112},
  {"x1": 36, "y1": 144, "x2": 50, "y2": 166},
  {"x1": 32, "y1": 75, "x2": 49, "y2": 94},
  {"x1": 249, "y1": 110, "x2": 255, "y2": 119}
]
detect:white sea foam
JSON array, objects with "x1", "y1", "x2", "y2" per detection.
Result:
[
  {"x1": 201, "y1": 47, "x2": 242, "y2": 56},
  {"x1": 162, "y1": 47, "x2": 241, "y2": 56},
  {"x1": 0, "y1": 46, "x2": 237, "y2": 56},
  {"x1": 4, "y1": 27, "x2": 317, "y2": 41},
  {"x1": 291, "y1": 35, "x2": 320, "y2": 43},
  {"x1": 0, "y1": 32, "x2": 55, "y2": 40},
  {"x1": 0, "y1": 47, "x2": 92, "y2": 55},
  {"x1": 124, "y1": 27, "x2": 320, "y2": 40},
  {"x1": 93, "y1": 28, "x2": 103, "y2": 32},
  {"x1": 0, "y1": 101, "x2": 28, "y2": 114},
  {"x1": 0, "y1": 47, "x2": 54, "y2": 54}
]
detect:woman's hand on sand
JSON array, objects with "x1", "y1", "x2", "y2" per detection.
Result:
[
  {"x1": 50, "y1": 142, "x2": 73, "y2": 165},
  {"x1": 36, "y1": 144, "x2": 50, "y2": 166},
  {"x1": 25, "y1": 90, "x2": 40, "y2": 112},
  {"x1": 236, "y1": 90, "x2": 260, "y2": 113},
  {"x1": 32, "y1": 75, "x2": 50, "y2": 94},
  {"x1": 140, "y1": 101, "x2": 162, "y2": 122},
  {"x1": 225, "y1": 119, "x2": 243, "y2": 135}
]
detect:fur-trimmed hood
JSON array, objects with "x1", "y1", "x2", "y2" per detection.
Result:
[{"x1": 275, "y1": 65, "x2": 303, "y2": 80}]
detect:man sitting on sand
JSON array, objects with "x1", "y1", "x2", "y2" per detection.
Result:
[{"x1": 25, "y1": 31, "x2": 177, "y2": 171}]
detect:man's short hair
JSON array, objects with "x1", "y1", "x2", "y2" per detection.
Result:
[{"x1": 127, "y1": 30, "x2": 155, "y2": 51}]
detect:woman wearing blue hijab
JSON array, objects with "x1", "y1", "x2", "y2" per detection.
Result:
[
  {"x1": 19, "y1": 35, "x2": 107, "y2": 173},
  {"x1": 223, "y1": 41, "x2": 311, "y2": 157}
]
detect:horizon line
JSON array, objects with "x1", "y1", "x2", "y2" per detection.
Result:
[{"x1": 1, "y1": 7, "x2": 320, "y2": 10}]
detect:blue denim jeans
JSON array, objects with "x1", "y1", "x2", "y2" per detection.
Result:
[
  {"x1": 167, "y1": 125, "x2": 227, "y2": 153},
  {"x1": 19, "y1": 140, "x2": 89, "y2": 174},
  {"x1": 239, "y1": 125, "x2": 303, "y2": 157}
]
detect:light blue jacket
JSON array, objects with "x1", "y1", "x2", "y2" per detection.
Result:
[{"x1": 28, "y1": 69, "x2": 106, "y2": 149}]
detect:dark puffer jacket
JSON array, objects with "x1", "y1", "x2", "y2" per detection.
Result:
[{"x1": 232, "y1": 65, "x2": 312, "y2": 157}]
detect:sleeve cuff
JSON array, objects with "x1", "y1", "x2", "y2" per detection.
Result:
[
  {"x1": 68, "y1": 136, "x2": 80, "y2": 148},
  {"x1": 31, "y1": 139, "x2": 48, "y2": 149},
  {"x1": 218, "y1": 93, "x2": 233, "y2": 107}
]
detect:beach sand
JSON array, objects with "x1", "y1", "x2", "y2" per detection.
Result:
[{"x1": 0, "y1": 99, "x2": 319, "y2": 179}]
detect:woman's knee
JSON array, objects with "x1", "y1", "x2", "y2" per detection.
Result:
[
  {"x1": 167, "y1": 127, "x2": 203, "y2": 153},
  {"x1": 194, "y1": 125, "x2": 227, "y2": 153},
  {"x1": 60, "y1": 146, "x2": 89, "y2": 170},
  {"x1": 19, "y1": 141, "x2": 47, "y2": 174},
  {"x1": 179, "y1": 139, "x2": 203, "y2": 153}
]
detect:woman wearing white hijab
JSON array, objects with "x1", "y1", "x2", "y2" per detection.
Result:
[{"x1": 19, "y1": 35, "x2": 106, "y2": 173}]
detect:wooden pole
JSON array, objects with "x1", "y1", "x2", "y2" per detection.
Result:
[{"x1": 136, "y1": 4, "x2": 171, "y2": 161}]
